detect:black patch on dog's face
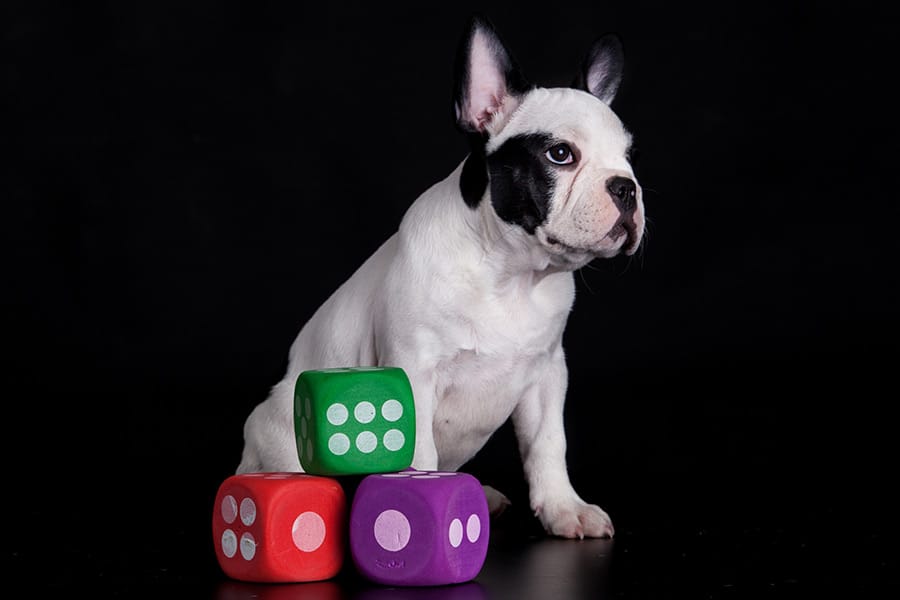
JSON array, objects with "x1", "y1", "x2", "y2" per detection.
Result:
[{"x1": 485, "y1": 133, "x2": 556, "y2": 234}]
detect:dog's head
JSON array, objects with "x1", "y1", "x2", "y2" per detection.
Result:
[{"x1": 454, "y1": 16, "x2": 644, "y2": 267}]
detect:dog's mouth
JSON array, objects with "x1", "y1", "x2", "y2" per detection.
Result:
[
  {"x1": 608, "y1": 217, "x2": 641, "y2": 255},
  {"x1": 540, "y1": 220, "x2": 639, "y2": 261},
  {"x1": 540, "y1": 234, "x2": 593, "y2": 263}
]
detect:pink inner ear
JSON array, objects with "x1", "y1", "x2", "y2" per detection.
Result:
[{"x1": 464, "y1": 29, "x2": 510, "y2": 131}]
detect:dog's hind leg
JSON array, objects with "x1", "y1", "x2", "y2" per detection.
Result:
[
  {"x1": 484, "y1": 485, "x2": 511, "y2": 516},
  {"x1": 236, "y1": 379, "x2": 304, "y2": 474},
  {"x1": 236, "y1": 445, "x2": 262, "y2": 474}
]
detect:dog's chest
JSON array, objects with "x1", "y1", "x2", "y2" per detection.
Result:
[
  {"x1": 431, "y1": 344, "x2": 546, "y2": 470},
  {"x1": 428, "y1": 281, "x2": 570, "y2": 469}
]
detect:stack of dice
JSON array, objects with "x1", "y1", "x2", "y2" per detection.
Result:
[{"x1": 212, "y1": 367, "x2": 490, "y2": 586}]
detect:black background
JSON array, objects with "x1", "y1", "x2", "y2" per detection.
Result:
[{"x1": 4, "y1": 0, "x2": 898, "y2": 596}]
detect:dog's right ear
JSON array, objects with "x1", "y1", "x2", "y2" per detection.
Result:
[{"x1": 453, "y1": 15, "x2": 529, "y2": 135}]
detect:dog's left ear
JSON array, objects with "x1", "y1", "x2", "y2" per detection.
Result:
[
  {"x1": 573, "y1": 34, "x2": 624, "y2": 105},
  {"x1": 453, "y1": 15, "x2": 529, "y2": 135}
]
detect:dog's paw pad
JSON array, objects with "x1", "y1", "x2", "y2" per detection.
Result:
[{"x1": 483, "y1": 485, "x2": 512, "y2": 516}]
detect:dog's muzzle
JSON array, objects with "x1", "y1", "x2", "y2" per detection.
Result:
[{"x1": 606, "y1": 176, "x2": 641, "y2": 253}]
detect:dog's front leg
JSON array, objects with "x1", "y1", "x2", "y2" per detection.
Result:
[
  {"x1": 512, "y1": 352, "x2": 615, "y2": 539},
  {"x1": 399, "y1": 368, "x2": 440, "y2": 471}
]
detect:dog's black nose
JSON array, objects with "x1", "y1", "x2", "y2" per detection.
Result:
[{"x1": 606, "y1": 176, "x2": 637, "y2": 214}]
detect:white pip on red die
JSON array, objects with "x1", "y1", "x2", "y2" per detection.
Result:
[
  {"x1": 212, "y1": 473, "x2": 347, "y2": 582},
  {"x1": 349, "y1": 470, "x2": 489, "y2": 586}
]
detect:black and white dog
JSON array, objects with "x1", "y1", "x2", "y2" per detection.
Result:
[{"x1": 238, "y1": 16, "x2": 643, "y2": 539}]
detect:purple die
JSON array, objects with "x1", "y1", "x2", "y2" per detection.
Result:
[{"x1": 349, "y1": 470, "x2": 489, "y2": 586}]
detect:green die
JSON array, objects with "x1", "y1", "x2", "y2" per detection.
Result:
[{"x1": 294, "y1": 367, "x2": 416, "y2": 476}]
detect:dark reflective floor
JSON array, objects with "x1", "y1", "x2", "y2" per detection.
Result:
[
  {"x1": 213, "y1": 531, "x2": 612, "y2": 600},
  {"x1": 7, "y1": 473, "x2": 898, "y2": 599},
  {"x1": 213, "y1": 537, "x2": 612, "y2": 600}
]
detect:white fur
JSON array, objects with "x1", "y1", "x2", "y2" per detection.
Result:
[{"x1": 238, "y1": 81, "x2": 643, "y2": 539}]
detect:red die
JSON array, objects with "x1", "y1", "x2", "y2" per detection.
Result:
[{"x1": 212, "y1": 473, "x2": 347, "y2": 582}]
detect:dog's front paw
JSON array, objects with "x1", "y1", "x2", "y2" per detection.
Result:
[{"x1": 536, "y1": 498, "x2": 614, "y2": 539}]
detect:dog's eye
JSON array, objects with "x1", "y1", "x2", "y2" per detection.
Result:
[{"x1": 545, "y1": 143, "x2": 575, "y2": 165}]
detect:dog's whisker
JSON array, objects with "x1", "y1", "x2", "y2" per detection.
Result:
[{"x1": 577, "y1": 267, "x2": 597, "y2": 295}]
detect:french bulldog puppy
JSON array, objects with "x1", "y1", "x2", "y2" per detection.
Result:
[{"x1": 238, "y1": 15, "x2": 643, "y2": 539}]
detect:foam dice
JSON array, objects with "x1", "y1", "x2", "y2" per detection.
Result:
[
  {"x1": 212, "y1": 473, "x2": 347, "y2": 582},
  {"x1": 349, "y1": 470, "x2": 490, "y2": 586},
  {"x1": 294, "y1": 367, "x2": 416, "y2": 476}
]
